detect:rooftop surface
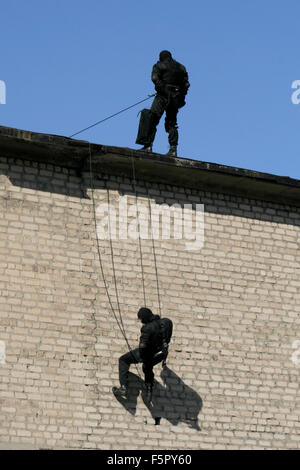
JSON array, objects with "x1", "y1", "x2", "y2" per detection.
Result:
[{"x1": 0, "y1": 125, "x2": 300, "y2": 207}]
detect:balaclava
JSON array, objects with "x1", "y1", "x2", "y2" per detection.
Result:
[{"x1": 137, "y1": 307, "x2": 154, "y2": 323}]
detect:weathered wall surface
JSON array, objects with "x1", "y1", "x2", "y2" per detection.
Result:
[{"x1": 0, "y1": 147, "x2": 299, "y2": 450}]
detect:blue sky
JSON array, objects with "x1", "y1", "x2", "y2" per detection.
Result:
[{"x1": 1, "y1": 0, "x2": 300, "y2": 178}]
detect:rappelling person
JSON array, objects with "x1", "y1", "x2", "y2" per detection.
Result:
[
  {"x1": 113, "y1": 307, "x2": 173, "y2": 401},
  {"x1": 136, "y1": 50, "x2": 190, "y2": 157}
]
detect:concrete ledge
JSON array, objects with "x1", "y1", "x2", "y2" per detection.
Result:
[{"x1": 1, "y1": 125, "x2": 300, "y2": 206}]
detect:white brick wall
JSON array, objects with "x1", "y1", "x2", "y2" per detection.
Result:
[{"x1": 0, "y1": 154, "x2": 299, "y2": 449}]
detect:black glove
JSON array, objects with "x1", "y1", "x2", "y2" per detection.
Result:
[{"x1": 155, "y1": 81, "x2": 167, "y2": 97}]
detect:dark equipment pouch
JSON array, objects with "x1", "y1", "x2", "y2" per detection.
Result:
[
  {"x1": 175, "y1": 93, "x2": 186, "y2": 109},
  {"x1": 135, "y1": 108, "x2": 155, "y2": 145},
  {"x1": 159, "y1": 317, "x2": 173, "y2": 366},
  {"x1": 159, "y1": 317, "x2": 173, "y2": 344},
  {"x1": 168, "y1": 89, "x2": 186, "y2": 109}
]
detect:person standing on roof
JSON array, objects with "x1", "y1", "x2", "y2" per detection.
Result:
[
  {"x1": 113, "y1": 307, "x2": 173, "y2": 401},
  {"x1": 137, "y1": 50, "x2": 190, "y2": 157}
]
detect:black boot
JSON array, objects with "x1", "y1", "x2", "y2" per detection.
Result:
[
  {"x1": 145, "y1": 382, "x2": 153, "y2": 402},
  {"x1": 112, "y1": 385, "x2": 127, "y2": 398},
  {"x1": 140, "y1": 145, "x2": 152, "y2": 153},
  {"x1": 166, "y1": 146, "x2": 177, "y2": 157}
]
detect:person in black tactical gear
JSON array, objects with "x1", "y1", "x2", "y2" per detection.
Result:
[
  {"x1": 136, "y1": 50, "x2": 190, "y2": 157},
  {"x1": 113, "y1": 307, "x2": 173, "y2": 401}
]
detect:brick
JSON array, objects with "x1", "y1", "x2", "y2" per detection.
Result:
[{"x1": 0, "y1": 150, "x2": 299, "y2": 451}]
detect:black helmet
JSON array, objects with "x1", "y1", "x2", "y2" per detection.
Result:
[
  {"x1": 159, "y1": 50, "x2": 172, "y2": 61},
  {"x1": 137, "y1": 307, "x2": 154, "y2": 323}
]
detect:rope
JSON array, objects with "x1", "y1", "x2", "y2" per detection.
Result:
[
  {"x1": 81, "y1": 93, "x2": 165, "y2": 385},
  {"x1": 131, "y1": 156, "x2": 162, "y2": 318},
  {"x1": 106, "y1": 186, "x2": 126, "y2": 334},
  {"x1": 88, "y1": 143, "x2": 143, "y2": 381},
  {"x1": 131, "y1": 156, "x2": 147, "y2": 307},
  {"x1": 69, "y1": 94, "x2": 156, "y2": 138},
  {"x1": 146, "y1": 184, "x2": 162, "y2": 318},
  {"x1": 88, "y1": 143, "x2": 130, "y2": 350}
]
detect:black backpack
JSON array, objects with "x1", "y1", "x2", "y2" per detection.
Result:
[
  {"x1": 159, "y1": 317, "x2": 173, "y2": 346},
  {"x1": 151, "y1": 317, "x2": 173, "y2": 354},
  {"x1": 135, "y1": 108, "x2": 155, "y2": 145}
]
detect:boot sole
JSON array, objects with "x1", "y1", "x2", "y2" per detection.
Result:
[{"x1": 112, "y1": 386, "x2": 127, "y2": 398}]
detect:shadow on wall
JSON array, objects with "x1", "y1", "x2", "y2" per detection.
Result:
[
  {"x1": 1, "y1": 157, "x2": 300, "y2": 228},
  {"x1": 113, "y1": 366, "x2": 202, "y2": 430}
]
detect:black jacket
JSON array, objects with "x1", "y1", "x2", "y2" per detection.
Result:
[
  {"x1": 139, "y1": 315, "x2": 163, "y2": 360},
  {"x1": 151, "y1": 57, "x2": 190, "y2": 96}
]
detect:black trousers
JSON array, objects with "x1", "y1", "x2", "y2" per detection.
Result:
[
  {"x1": 149, "y1": 93, "x2": 180, "y2": 147},
  {"x1": 119, "y1": 347, "x2": 165, "y2": 387}
]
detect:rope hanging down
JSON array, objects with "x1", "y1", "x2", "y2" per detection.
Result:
[
  {"x1": 131, "y1": 157, "x2": 162, "y2": 318},
  {"x1": 88, "y1": 143, "x2": 132, "y2": 354},
  {"x1": 69, "y1": 94, "x2": 155, "y2": 138},
  {"x1": 88, "y1": 143, "x2": 155, "y2": 384},
  {"x1": 88, "y1": 145, "x2": 163, "y2": 362},
  {"x1": 146, "y1": 184, "x2": 162, "y2": 318},
  {"x1": 131, "y1": 156, "x2": 147, "y2": 308},
  {"x1": 85, "y1": 95, "x2": 164, "y2": 380}
]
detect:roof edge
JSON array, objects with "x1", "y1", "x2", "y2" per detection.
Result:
[{"x1": 0, "y1": 125, "x2": 300, "y2": 207}]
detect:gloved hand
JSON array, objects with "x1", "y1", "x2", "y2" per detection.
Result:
[{"x1": 155, "y1": 81, "x2": 167, "y2": 97}]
